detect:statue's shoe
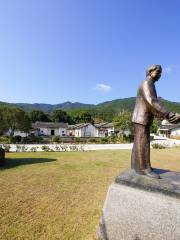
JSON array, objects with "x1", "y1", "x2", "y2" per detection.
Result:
[{"x1": 143, "y1": 169, "x2": 160, "y2": 179}]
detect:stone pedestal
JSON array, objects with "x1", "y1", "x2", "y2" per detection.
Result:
[{"x1": 97, "y1": 169, "x2": 180, "y2": 240}]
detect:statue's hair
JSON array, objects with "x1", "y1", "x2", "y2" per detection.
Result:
[{"x1": 146, "y1": 65, "x2": 162, "y2": 77}]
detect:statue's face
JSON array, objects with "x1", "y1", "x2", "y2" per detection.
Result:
[{"x1": 150, "y1": 68, "x2": 162, "y2": 82}]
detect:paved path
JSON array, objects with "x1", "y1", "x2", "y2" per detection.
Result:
[{"x1": 84, "y1": 143, "x2": 133, "y2": 150}]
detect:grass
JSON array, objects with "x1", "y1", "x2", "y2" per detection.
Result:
[{"x1": 0, "y1": 149, "x2": 180, "y2": 240}]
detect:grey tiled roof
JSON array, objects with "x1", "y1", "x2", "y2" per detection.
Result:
[
  {"x1": 94, "y1": 123, "x2": 114, "y2": 128},
  {"x1": 159, "y1": 123, "x2": 180, "y2": 131},
  {"x1": 32, "y1": 122, "x2": 68, "y2": 129},
  {"x1": 67, "y1": 123, "x2": 91, "y2": 130}
]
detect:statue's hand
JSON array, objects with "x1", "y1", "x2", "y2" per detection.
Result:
[{"x1": 167, "y1": 112, "x2": 180, "y2": 124}]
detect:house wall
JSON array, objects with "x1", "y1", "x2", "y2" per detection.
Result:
[
  {"x1": 82, "y1": 124, "x2": 98, "y2": 137},
  {"x1": 73, "y1": 124, "x2": 98, "y2": 137},
  {"x1": 158, "y1": 130, "x2": 169, "y2": 137},
  {"x1": 5, "y1": 130, "x2": 29, "y2": 137},
  {"x1": 97, "y1": 129, "x2": 108, "y2": 137},
  {"x1": 37, "y1": 127, "x2": 67, "y2": 136},
  {"x1": 107, "y1": 127, "x2": 115, "y2": 136},
  {"x1": 75, "y1": 129, "x2": 81, "y2": 137},
  {"x1": 97, "y1": 127, "x2": 115, "y2": 137},
  {"x1": 13, "y1": 130, "x2": 29, "y2": 137},
  {"x1": 67, "y1": 129, "x2": 75, "y2": 136}
]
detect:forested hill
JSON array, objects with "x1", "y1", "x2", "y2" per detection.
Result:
[
  {"x1": 0, "y1": 101, "x2": 95, "y2": 112},
  {"x1": 0, "y1": 97, "x2": 180, "y2": 113},
  {"x1": 96, "y1": 97, "x2": 180, "y2": 114},
  {"x1": 96, "y1": 97, "x2": 136, "y2": 113}
]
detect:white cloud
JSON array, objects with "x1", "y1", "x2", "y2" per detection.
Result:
[
  {"x1": 164, "y1": 64, "x2": 179, "y2": 74},
  {"x1": 95, "y1": 83, "x2": 112, "y2": 92},
  {"x1": 164, "y1": 66, "x2": 172, "y2": 74}
]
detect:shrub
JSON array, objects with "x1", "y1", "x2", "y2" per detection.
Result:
[
  {"x1": 151, "y1": 143, "x2": 166, "y2": 149},
  {"x1": 55, "y1": 145, "x2": 60, "y2": 151},
  {"x1": 99, "y1": 137, "x2": 108, "y2": 144},
  {"x1": 122, "y1": 134, "x2": 134, "y2": 143},
  {"x1": 75, "y1": 137, "x2": 81, "y2": 143},
  {"x1": 0, "y1": 136, "x2": 10, "y2": 144},
  {"x1": 88, "y1": 138, "x2": 99, "y2": 143},
  {"x1": 9, "y1": 136, "x2": 22, "y2": 144},
  {"x1": 59, "y1": 145, "x2": 68, "y2": 151},
  {"x1": 2, "y1": 144, "x2": 11, "y2": 152},
  {"x1": 78, "y1": 145, "x2": 84, "y2": 151},
  {"x1": 41, "y1": 145, "x2": 51, "y2": 152},
  {"x1": 108, "y1": 136, "x2": 117, "y2": 143},
  {"x1": 69, "y1": 145, "x2": 79, "y2": 151},
  {"x1": 21, "y1": 136, "x2": 43, "y2": 144},
  {"x1": 21, "y1": 145, "x2": 28, "y2": 152},
  {"x1": 16, "y1": 145, "x2": 22, "y2": 152},
  {"x1": 30, "y1": 147, "x2": 37, "y2": 152},
  {"x1": 51, "y1": 136, "x2": 60, "y2": 143}
]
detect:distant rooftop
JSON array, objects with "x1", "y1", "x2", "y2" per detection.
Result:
[
  {"x1": 94, "y1": 123, "x2": 114, "y2": 128},
  {"x1": 32, "y1": 122, "x2": 68, "y2": 129},
  {"x1": 159, "y1": 123, "x2": 180, "y2": 131},
  {"x1": 68, "y1": 123, "x2": 91, "y2": 130}
]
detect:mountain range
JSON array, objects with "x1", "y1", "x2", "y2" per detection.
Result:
[{"x1": 0, "y1": 97, "x2": 180, "y2": 114}]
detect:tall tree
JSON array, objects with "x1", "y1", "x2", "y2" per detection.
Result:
[
  {"x1": 91, "y1": 107, "x2": 116, "y2": 122},
  {"x1": 150, "y1": 118, "x2": 161, "y2": 134},
  {"x1": 51, "y1": 109, "x2": 72, "y2": 123},
  {"x1": 29, "y1": 110, "x2": 49, "y2": 123},
  {"x1": 0, "y1": 106, "x2": 31, "y2": 136},
  {"x1": 0, "y1": 109, "x2": 8, "y2": 135},
  {"x1": 69, "y1": 109, "x2": 94, "y2": 124},
  {"x1": 113, "y1": 111, "x2": 132, "y2": 135}
]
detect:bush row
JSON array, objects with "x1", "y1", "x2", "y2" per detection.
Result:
[
  {"x1": 0, "y1": 136, "x2": 44, "y2": 144},
  {"x1": 0, "y1": 135, "x2": 133, "y2": 144},
  {"x1": 51, "y1": 135, "x2": 133, "y2": 144}
]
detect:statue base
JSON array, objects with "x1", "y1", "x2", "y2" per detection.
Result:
[{"x1": 97, "y1": 169, "x2": 180, "y2": 240}]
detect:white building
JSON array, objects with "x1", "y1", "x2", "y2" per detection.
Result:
[
  {"x1": 94, "y1": 123, "x2": 115, "y2": 137},
  {"x1": 32, "y1": 122, "x2": 68, "y2": 137},
  {"x1": 5, "y1": 130, "x2": 29, "y2": 137},
  {"x1": 158, "y1": 120, "x2": 180, "y2": 138},
  {"x1": 5, "y1": 122, "x2": 115, "y2": 138},
  {"x1": 67, "y1": 123, "x2": 98, "y2": 137}
]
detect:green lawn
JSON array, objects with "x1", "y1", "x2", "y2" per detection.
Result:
[{"x1": 0, "y1": 149, "x2": 180, "y2": 240}]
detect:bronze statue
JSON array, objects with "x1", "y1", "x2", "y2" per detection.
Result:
[{"x1": 131, "y1": 65, "x2": 180, "y2": 178}]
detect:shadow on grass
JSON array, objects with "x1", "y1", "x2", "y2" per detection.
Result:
[{"x1": 0, "y1": 158, "x2": 56, "y2": 170}]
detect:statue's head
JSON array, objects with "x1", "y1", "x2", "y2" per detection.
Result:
[{"x1": 146, "y1": 65, "x2": 162, "y2": 82}]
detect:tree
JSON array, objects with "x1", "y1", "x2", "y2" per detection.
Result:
[
  {"x1": 0, "y1": 106, "x2": 31, "y2": 136},
  {"x1": 0, "y1": 109, "x2": 8, "y2": 135},
  {"x1": 69, "y1": 109, "x2": 94, "y2": 124},
  {"x1": 29, "y1": 110, "x2": 49, "y2": 123},
  {"x1": 91, "y1": 107, "x2": 116, "y2": 122},
  {"x1": 51, "y1": 109, "x2": 71, "y2": 123},
  {"x1": 21, "y1": 113, "x2": 32, "y2": 133},
  {"x1": 150, "y1": 118, "x2": 161, "y2": 134},
  {"x1": 113, "y1": 112, "x2": 132, "y2": 136}
]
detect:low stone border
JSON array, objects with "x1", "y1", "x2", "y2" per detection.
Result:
[
  {"x1": 0, "y1": 143, "x2": 134, "y2": 152},
  {"x1": 0, "y1": 140, "x2": 179, "y2": 152}
]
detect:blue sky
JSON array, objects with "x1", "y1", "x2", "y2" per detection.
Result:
[{"x1": 0, "y1": 0, "x2": 180, "y2": 104}]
